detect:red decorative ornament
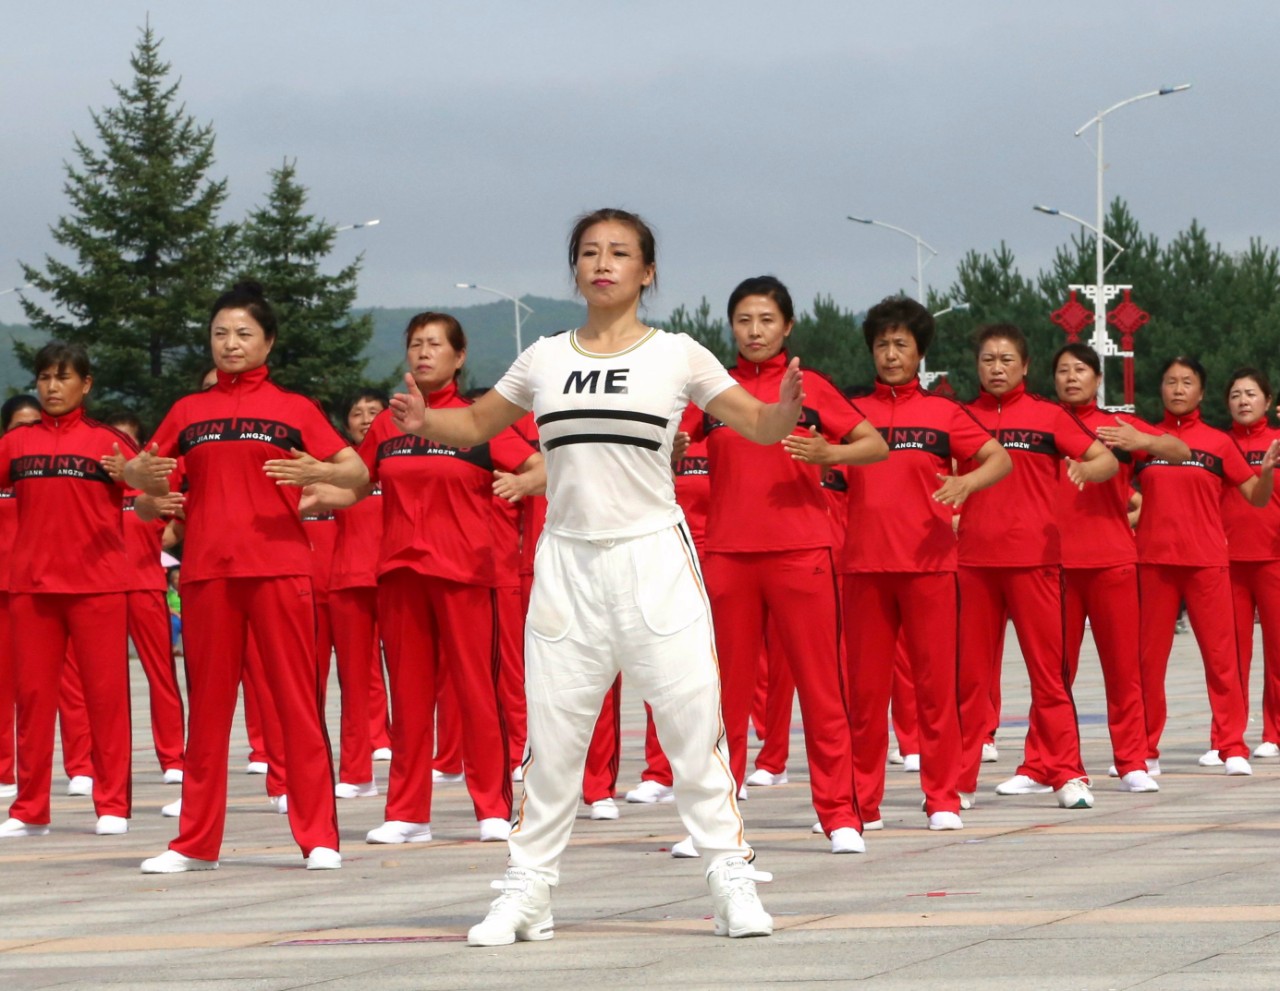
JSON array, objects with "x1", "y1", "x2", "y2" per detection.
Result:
[
  {"x1": 1051, "y1": 290, "x2": 1094, "y2": 342},
  {"x1": 1107, "y1": 289, "x2": 1149, "y2": 407}
]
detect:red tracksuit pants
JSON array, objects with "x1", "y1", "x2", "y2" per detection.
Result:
[
  {"x1": 0, "y1": 595, "x2": 12, "y2": 786},
  {"x1": 242, "y1": 641, "x2": 288, "y2": 799},
  {"x1": 958, "y1": 566, "x2": 1085, "y2": 791},
  {"x1": 1054, "y1": 566, "x2": 1147, "y2": 776},
  {"x1": 1140, "y1": 564, "x2": 1248, "y2": 760},
  {"x1": 845, "y1": 573, "x2": 962, "y2": 818},
  {"x1": 753, "y1": 634, "x2": 794, "y2": 775},
  {"x1": 891, "y1": 636, "x2": 920, "y2": 756},
  {"x1": 704, "y1": 548, "x2": 859, "y2": 833},
  {"x1": 173, "y1": 577, "x2": 337, "y2": 860},
  {"x1": 330, "y1": 586, "x2": 380, "y2": 785},
  {"x1": 10, "y1": 592, "x2": 132, "y2": 824},
  {"x1": 127, "y1": 589, "x2": 186, "y2": 773},
  {"x1": 1231, "y1": 560, "x2": 1280, "y2": 747},
  {"x1": 55, "y1": 649, "x2": 94, "y2": 780},
  {"x1": 378, "y1": 568, "x2": 510, "y2": 823}
]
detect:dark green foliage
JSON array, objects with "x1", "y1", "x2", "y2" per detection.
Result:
[{"x1": 667, "y1": 297, "x2": 734, "y2": 364}]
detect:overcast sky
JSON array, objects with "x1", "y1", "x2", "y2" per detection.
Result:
[{"x1": 3, "y1": 3, "x2": 1275, "y2": 330}]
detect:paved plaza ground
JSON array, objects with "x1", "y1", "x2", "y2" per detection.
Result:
[{"x1": 4, "y1": 625, "x2": 1280, "y2": 990}]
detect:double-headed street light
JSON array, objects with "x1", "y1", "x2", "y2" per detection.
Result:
[
  {"x1": 1033, "y1": 205, "x2": 1126, "y2": 274},
  {"x1": 455, "y1": 283, "x2": 533, "y2": 356}
]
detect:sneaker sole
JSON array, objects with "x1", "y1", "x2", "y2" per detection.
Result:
[
  {"x1": 468, "y1": 917, "x2": 554, "y2": 946},
  {"x1": 1060, "y1": 800, "x2": 1093, "y2": 809},
  {"x1": 714, "y1": 917, "x2": 773, "y2": 938}
]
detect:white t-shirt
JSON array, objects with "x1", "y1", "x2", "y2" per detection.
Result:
[{"x1": 495, "y1": 328, "x2": 736, "y2": 540}]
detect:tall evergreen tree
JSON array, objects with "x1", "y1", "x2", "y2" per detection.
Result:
[
  {"x1": 667, "y1": 296, "x2": 734, "y2": 364},
  {"x1": 236, "y1": 158, "x2": 373, "y2": 416},
  {"x1": 18, "y1": 22, "x2": 234, "y2": 424},
  {"x1": 788, "y1": 295, "x2": 872, "y2": 392}
]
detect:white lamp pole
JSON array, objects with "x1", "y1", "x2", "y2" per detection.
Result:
[
  {"x1": 334, "y1": 218, "x2": 381, "y2": 232},
  {"x1": 456, "y1": 283, "x2": 533, "y2": 356}
]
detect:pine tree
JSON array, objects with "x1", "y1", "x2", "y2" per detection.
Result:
[
  {"x1": 18, "y1": 22, "x2": 234, "y2": 425},
  {"x1": 667, "y1": 297, "x2": 734, "y2": 364},
  {"x1": 788, "y1": 296, "x2": 872, "y2": 393},
  {"x1": 236, "y1": 158, "x2": 373, "y2": 417}
]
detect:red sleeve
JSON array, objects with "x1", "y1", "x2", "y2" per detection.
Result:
[
  {"x1": 949, "y1": 402, "x2": 994, "y2": 462},
  {"x1": 1224, "y1": 436, "x2": 1255, "y2": 488},
  {"x1": 489, "y1": 425, "x2": 538, "y2": 473},
  {"x1": 148, "y1": 402, "x2": 185, "y2": 460},
  {"x1": 297, "y1": 398, "x2": 346, "y2": 463},
  {"x1": 809, "y1": 375, "x2": 863, "y2": 442},
  {"x1": 679, "y1": 402, "x2": 704, "y2": 442},
  {"x1": 358, "y1": 413, "x2": 386, "y2": 483},
  {"x1": 0, "y1": 433, "x2": 11, "y2": 488},
  {"x1": 1053, "y1": 405, "x2": 1095, "y2": 460}
]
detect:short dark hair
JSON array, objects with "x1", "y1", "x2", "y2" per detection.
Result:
[
  {"x1": 1, "y1": 394, "x2": 40, "y2": 432},
  {"x1": 106, "y1": 411, "x2": 147, "y2": 444},
  {"x1": 1051, "y1": 342, "x2": 1102, "y2": 378},
  {"x1": 568, "y1": 208, "x2": 658, "y2": 299},
  {"x1": 1159, "y1": 355, "x2": 1207, "y2": 392},
  {"x1": 403, "y1": 312, "x2": 467, "y2": 383},
  {"x1": 973, "y1": 323, "x2": 1028, "y2": 361},
  {"x1": 727, "y1": 275, "x2": 795, "y2": 325},
  {"x1": 862, "y1": 296, "x2": 934, "y2": 355},
  {"x1": 343, "y1": 388, "x2": 390, "y2": 420},
  {"x1": 209, "y1": 281, "x2": 279, "y2": 341},
  {"x1": 33, "y1": 341, "x2": 91, "y2": 379},
  {"x1": 1226, "y1": 366, "x2": 1271, "y2": 404}
]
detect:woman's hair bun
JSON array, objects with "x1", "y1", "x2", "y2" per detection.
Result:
[{"x1": 232, "y1": 279, "x2": 267, "y2": 299}]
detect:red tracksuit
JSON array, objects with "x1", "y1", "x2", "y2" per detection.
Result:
[
  {"x1": 843, "y1": 376, "x2": 992, "y2": 817},
  {"x1": 360, "y1": 384, "x2": 533, "y2": 825},
  {"x1": 304, "y1": 513, "x2": 339, "y2": 691},
  {"x1": 1045, "y1": 401, "x2": 1152, "y2": 777},
  {"x1": 1223, "y1": 419, "x2": 1280, "y2": 747},
  {"x1": 1, "y1": 407, "x2": 137, "y2": 825},
  {"x1": 1135, "y1": 408, "x2": 1254, "y2": 760},
  {"x1": 957, "y1": 383, "x2": 1093, "y2": 791},
  {"x1": 149, "y1": 364, "x2": 342, "y2": 860},
  {"x1": 122, "y1": 492, "x2": 186, "y2": 774},
  {"x1": 687, "y1": 353, "x2": 862, "y2": 834},
  {"x1": 329, "y1": 485, "x2": 390, "y2": 785},
  {"x1": 0, "y1": 488, "x2": 15, "y2": 788}
]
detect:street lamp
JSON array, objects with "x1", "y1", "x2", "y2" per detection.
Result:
[
  {"x1": 1033, "y1": 205, "x2": 1126, "y2": 275},
  {"x1": 335, "y1": 219, "x2": 381, "y2": 232},
  {"x1": 456, "y1": 283, "x2": 533, "y2": 356},
  {"x1": 931, "y1": 301, "x2": 971, "y2": 320},
  {"x1": 1072, "y1": 85, "x2": 1190, "y2": 402},
  {"x1": 0, "y1": 284, "x2": 32, "y2": 296}
]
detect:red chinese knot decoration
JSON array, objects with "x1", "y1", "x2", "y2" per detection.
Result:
[
  {"x1": 1107, "y1": 288, "x2": 1149, "y2": 407},
  {"x1": 1050, "y1": 290, "x2": 1094, "y2": 342}
]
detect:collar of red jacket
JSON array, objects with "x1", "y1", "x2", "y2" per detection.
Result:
[
  {"x1": 427, "y1": 380, "x2": 460, "y2": 408},
  {"x1": 1070, "y1": 399, "x2": 1099, "y2": 418},
  {"x1": 1162, "y1": 406, "x2": 1203, "y2": 429},
  {"x1": 873, "y1": 376, "x2": 921, "y2": 401},
  {"x1": 215, "y1": 363, "x2": 271, "y2": 391},
  {"x1": 973, "y1": 380, "x2": 1027, "y2": 410},
  {"x1": 734, "y1": 350, "x2": 789, "y2": 377},
  {"x1": 1232, "y1": 416, "x2": 1270, "y2": 439},
  {"x1": 40, "y1": 405, "x2": 86, "y2": 429}
]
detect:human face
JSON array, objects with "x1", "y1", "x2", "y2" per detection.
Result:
[
  {"x1": 872, "y1": 326, "x2": 921, "y2": 386},
  {"x1": 36, "y1": 363, "x2": 92, "y2": 417},
  {"x1": 1228, "y1": 376, "x2": 1269, "y2": 427},
  {"x1": 976, "y1": 337, "x2": 1027, "y2": 398},
  {"x1": 211, "y1": 307, "x2": 273, "y2": 374},
  {"x1": 5, "y1": 405, "x2": 40, "y2": 432},
  {"x1": 574, "y1": 221, "x2": 654, "y2": 310},
  {"x1": 406, "y1": 322, "x2": 464, "y2": 394},
  {"x1": 346, "y1": 397, "x2": 385, "y2": 444},
  {"x1": 1054, "y1": 355, "x2": 1100, "y2": 407},
  {"x1": 1161, "y1": 363, "x2": 1203, "y2": 417},
  {"x1": 732, "y1": 294, "x2": 793, "y2": 364}
]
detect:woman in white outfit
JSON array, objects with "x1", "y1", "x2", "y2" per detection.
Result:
[{"x1": 390, "y1": 208, "x2": 804, "y2": 945}]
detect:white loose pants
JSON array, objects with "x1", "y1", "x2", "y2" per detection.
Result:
[{"x1": 509, "y1": 524, "x2": 751, "y2": 884}]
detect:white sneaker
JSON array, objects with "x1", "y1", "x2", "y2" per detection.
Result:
[
  {"x1": 479, "y1": 817, "x2": 512, "y2": 842},
  {"x1": 1119, "y1": 770, "x2": 1160, "y2": 793},
  {"x1": 511, "y1": 765, "x2": 524, "y2": 783},
  {"x1": 334, "y1": 781, "x2": 378, "y2": 799},
  {"x1": 625, "y1": 779, "x2": 674, "y2": 804},
  {"x1": 1146, "y1": 759, "x2": 1161, "y2": 777},
  {"x1": 589, "y1": 798, "x2": 619, "y2": 820},
  {"x1": 928, "y1": 811, "x2": 964, "y2": 831},
  {"x1": 95, "y1": 815, "x2": 128, "y2": 835},
  {"x1": 467, "y1": 867, "x2": 554, "y2": 946},
  {"x1": 959, "y1": 792, "x2": 976, "y2": 811},
  {"x1": 433, "y1": 769, "x2": 464, "y2": 784},
  {"x1": 745, "y1": 768, "x2": 788, "y2": 787},
  {"x1": 888, "y1": 748, "x2": 905, "y2": 765},
  {"x1": 140, "y1": 849, "x2": 218, "y2": 874},
  {"x1": 707, "y1": 857, "x2": 773, "y2": 938},
  {"x1": 162, "y1": 769, "x2": 184, "y2": 785},
  {"x1": 1056, "y1": 778, "x2": 1094, "y2": 809},
  {"x1": 1198, "y1": 749, "x2": 1224, "y2": 767},
  {"x1": 246, "y1": 761, "x2": 268, "y2": 775},
  {"x1": 269, "y1": 795, "x2": 288, "y2": 815},
  {"x1": 995, "y1": 774, "x2": 1052, "y2": 796},
  {"x1": 671, "y1": 835, "x2": 700, "y2": 858},
  {"x1": 366, "y1": 820, "x2": 432, "y2": 844},
  {"x1": 0, "y1": 817, "x2": 49, "y2": 837},
  {"x1": 737, "y1": 784, "x2": 749, "y2": 801},
  {"x1": 1225, "y1": 756, "x2": 1253, "y2": 776},
  {"x1": 0, "y1": 782, "x2": 15, "y2": 799},
  {"x1": 306, "y1": 846, "x2": 342, "y2": 870},
  {"x1": 811, "y1": 822, "x2": 823, "y2": 834},
  {"x1": 1107, "y1": 764, "x2": 1120, "y2": 777},
  {"x1": 161, "y1": 798, "x2": 182, "y2": 817},
  {"x1": 981, "y1": 743, "x2": 999, "y2": 763},
  {"x1": 830, "y1": 827, "x2": 866, "y2": 853},
  {"x1": 862, "y1": 819, "x2": 884, "y2": 831},
  {"x1": 1253, "y1": 741, "x2": 1280, "y2": 758},
  {"x1": 66, "y1": 775, "x2": 93, "y2": 796},
  {"x1": 372, "y1": 748, "x2": 392, "y2": 762},
  {"x1": 903, "y1": 753, "x2": 921, "y2": 773}
]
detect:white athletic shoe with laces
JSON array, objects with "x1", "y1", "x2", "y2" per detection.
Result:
[
  {"x1": 1198, "y1": 749, "x2": 1224, "y2": 767},
  {"x1": 745, "y1": 768, "x2": 788, "y2": 787},
  {"x1": 334, "y1": 781, "x2": 378, "y2": 799},
  {"x1": 625, "y1": 779, "x2": 674, "y2": 804},
  {"x1": 161, "y1": 798, "x2": 182, "y2": 817},
  {"x1": 467, "y1": 867, "x2": 554, "y2": 946},
  {"x1": 671, "y1": 835, "x2": 700, "y2": 858},
  {"x1": 66, "y1": 776, "x2": 93, "y2": 796},
  {"x1": 1253, "y1": 741, "x2": 1280, "y2": 758},
  {"x1": 1056, "y1": 778, "x2": 1094, "y2": 809},
  {"x1": 1224, "y1": 756, "x2": 1253, "y2": 776},
  {"x1": 589, "y1": 798, "x2": 619, "y2": 820},
  {"x1": 830, "y1": 827, "x2": 866, "y2": 853},
  {"x1": 1119, "y1": 770, "x2": 1160, "y2": 793},
  {"x1": 928, "y1": 811, "x2": 964, "y2": 830},
  {"x1": 0, "y1": 817, "x2": 49, "y2": 838},
  {"x1": 372, "y1": 748, "x2": 392, "y2": 762},
  {"x1": 162, "y1": 769, "x2": 184, "y2": 785},
  {"x1": 306, "y1": 847, "x2": 342, "y2": 870},
  {"x1": 995, "y1": 774, "x2": 1052, "y2": 796},
  {"x1": 365, "y1": 820, "x2": 432, "y2": 844},
  {"x1": 707, "y1": 857, "x2": 773, "y2": 937},
  {"x1": 269, "y1": 794, "x2": 288, "y2": 815},
  {"x1": 95, "y1": 815, "x2": 128, "y2": 835},
  {"x1": 140, "y1": 849, "x2": 218, "y2": 873},
  {"x1": 981, "y1": 743, "x2": 999, "y2": 763},
  {"x1": 478, "y1": 817, "x2": 512, "y2": 842},
  {"x1": 0, "y1": 782, "x2": 16, "y2": 799}
]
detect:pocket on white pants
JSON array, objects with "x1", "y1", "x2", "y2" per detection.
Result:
[
  {"x1": 631, "y1": 529, "x2": 707, "y2": 637},
  {"x1": 526, "y1": 541, "x2": 573, "y2": 642}
]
